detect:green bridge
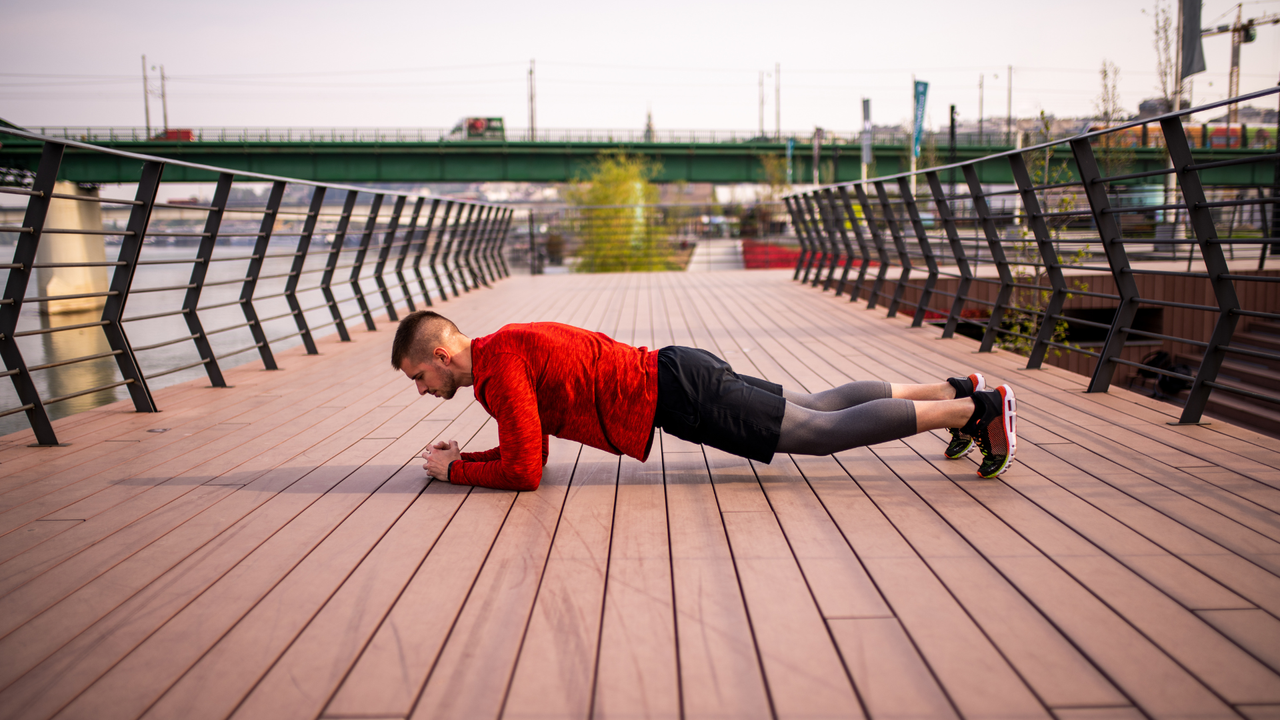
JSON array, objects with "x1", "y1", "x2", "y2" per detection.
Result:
[{"x1": 1, "y1": 129, "x2": 1274, "y2": 185}]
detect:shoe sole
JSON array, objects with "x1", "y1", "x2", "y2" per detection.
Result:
[
  {"x1": 945, "y1": 440, "x2": 976, "y2": 460},
  {"x1": 977, "y1": 385, "x2": 1017, "y2": 478},
  {"x1": 970, "y1": 373, "x2": 986, "y2": 395}
]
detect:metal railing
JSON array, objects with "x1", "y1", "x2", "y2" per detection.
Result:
[
  {"x1": 0, "y1": 127, "x2": 513, "y2": 446},
  {"x1": 785, "y1": 88, "x2": 1280, "y2": 428}
]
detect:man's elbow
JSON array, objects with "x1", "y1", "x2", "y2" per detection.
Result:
[{"x1": 511, "y1": 474, "x2": 542, "y2": 492}]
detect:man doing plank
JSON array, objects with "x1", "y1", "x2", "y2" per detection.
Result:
[{"x1": 392, "y1": 311, "x2": 1016, "y2": 491}]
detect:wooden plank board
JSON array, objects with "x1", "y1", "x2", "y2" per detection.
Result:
[
  {"x1": 406, "y1": 437, "x2": 576, "y2": 720},
  {"x1": 592, "y1": 453, "x2": 680, "y2": 720},
  {"x1": 227, "y1": 472, "x2": 468, "y2": 720},
  {"x1": 828, "y1": 618, "x2": 959, "y2": 720},
  {"x1": 0, "y1": 435, "x2": 396, "y2": 720},
  {"x1": 793, "y1": 450, "x2": 1052, "y2": 720},
  {"x1": 664, "y1": 446, "x2": 772, "y2": 720},
  {"x1": 503, "y1": 445, "x2": 618, "y2": 719}
]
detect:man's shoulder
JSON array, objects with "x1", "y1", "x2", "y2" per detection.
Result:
[{"x1": 483, "y1": 322, "x2": 594, "y2": 348}]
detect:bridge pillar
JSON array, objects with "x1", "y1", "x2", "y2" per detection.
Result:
[{"x1": 36, "y1": 181, "x2": 110, "y2": 314}]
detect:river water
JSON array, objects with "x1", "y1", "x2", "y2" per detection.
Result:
[{"x1": 0, "y1": 238, "x2": 453, "y2": 439}]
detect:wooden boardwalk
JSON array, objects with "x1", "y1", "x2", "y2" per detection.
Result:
[{"x1": 1, "y1": 269, "x2": 1279, "y2": 720}]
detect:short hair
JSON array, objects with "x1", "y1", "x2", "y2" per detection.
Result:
[{"x1": 390, "y1": 311, "x2": 460, "y2": 369}]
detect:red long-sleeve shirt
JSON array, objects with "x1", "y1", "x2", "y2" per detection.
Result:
[{"x1": 450, "y1": 322, "x2": 660, "y2": 491}]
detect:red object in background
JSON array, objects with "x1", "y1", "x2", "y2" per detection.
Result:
[
  {"x1": 741, "y1": 240, "x2": 801, "y2": 269},
  {"x1": 740, "y1": 240, "x2": 884, "y2": 272},
  {"x1": 154, "y1": 129, "x2": 193, "y2": 141}
]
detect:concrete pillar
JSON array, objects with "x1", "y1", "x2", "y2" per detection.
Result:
[{"x1": 36, "y1": 181, "x2": 110, "y2": 314}]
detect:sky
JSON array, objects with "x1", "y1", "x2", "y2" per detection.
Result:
[{"x1": 3, "y1": 0, "x2": 1280, "y2": 135}]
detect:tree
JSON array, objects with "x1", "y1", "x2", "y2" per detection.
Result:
[
  {"x1": 566, "y1": 151, "x2": 669, "y2": 272},
  {"x1": 998, "y1": 111, "x2": 1090, "y2": 358},
  {"x1": 1149, "y1": 0, "x2": 1186, "y2": 111},
  {"x1": 757, "y1": 154, "x2": 790, "y2": 202},
  {"x1": 1094, "y1": 60, "x2": 1136, "y2": 182}
]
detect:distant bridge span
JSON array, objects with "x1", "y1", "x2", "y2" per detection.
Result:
[{"x1": 1, "y1": 127, "x2": 1273, "y2": 185}]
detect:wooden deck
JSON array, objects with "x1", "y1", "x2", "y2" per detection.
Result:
[{"x1": 2, "y1": 269, "x2": 1279, "y2": 720}]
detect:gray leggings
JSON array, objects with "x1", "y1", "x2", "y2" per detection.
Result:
[{"x1": 775, "y1": 381, "x2": 917, "y2": 455}]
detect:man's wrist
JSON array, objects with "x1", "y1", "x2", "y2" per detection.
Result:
[{"x1": 447, "y1": 459, "x2": 456, "y2": 483}]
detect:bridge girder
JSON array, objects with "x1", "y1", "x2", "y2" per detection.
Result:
[{"x1": 0, "y1": 137, "x2": 1272, "y2": 186}]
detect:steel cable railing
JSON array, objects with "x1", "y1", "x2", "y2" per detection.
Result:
[
  {"x1": 786, "y1": 88, "x2": 1280, "y2": 429},
  {"x1": 0, "y1": 128, "x2": 513, "y2": 445}
]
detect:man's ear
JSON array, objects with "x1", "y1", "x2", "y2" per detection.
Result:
[{"x1": 434, "y1": 346, "x2": 451, "y2": 365}]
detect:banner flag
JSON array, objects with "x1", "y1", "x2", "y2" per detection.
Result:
[
  {"x1": 913, "y1": 81, "x2": 929, "y2": 159},
  {"x1": 1181, "y1": 0, "x2": 1206, "y2": 78}
]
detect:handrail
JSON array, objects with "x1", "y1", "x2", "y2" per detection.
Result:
[
  {"x1": 785, "y1": 88, "x2": 1280, "y2": 428},
  {"x1": 0, "y1": 128, "x2": 514, "y2": 446}
]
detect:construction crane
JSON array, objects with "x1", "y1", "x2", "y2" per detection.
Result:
[{"x1": 1202, "y1": 4, "x2": 1280, "y2": 123}]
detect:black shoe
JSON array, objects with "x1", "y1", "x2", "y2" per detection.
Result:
[
  {"x1": 944, "y1": 373, "x2": 985, "y2": 460},
  {"x1": 969, "y1": 385, "x2": 1017, "y2": 479}
]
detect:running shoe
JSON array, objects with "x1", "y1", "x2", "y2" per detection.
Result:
[
  {"x1": 973, "y1": 385, "x2": 1017, "y2": 479},
  {"x1": 943, "y1": 373, "x2": 985, "y2": 460}
]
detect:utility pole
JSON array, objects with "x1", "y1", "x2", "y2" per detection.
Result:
[
  {"x1": 1006, "y1": 65, "x2": 1013, "y2": 144},
  {"x1": 528, "y1": 60, "x2": 536, "y2": 141},
  {"x1": 1231, "y1": 4, "x2": 1243, "y2": 122},
  {"x1": 978, "y1": 75, "x2": 984, "y2": 144},
  {"x1": 812, "y1": 127, "x2": 823, "y2": 185},
  {"x1": 141, "y1": 55, "x2": 151, "y2": 138},
  {"x1": 160, "y1": 65, "x2": 169, "y2": 134},
  {"x1": 775, "y1": 62, "x2": 780, "y2": 142},
  {"x1": 1175, "y1": 0, "x2": 1184, "y2": 112},
  {"x1": 949, "y1": 104, "x2": 957, "y2": 196},
  {"x1": 759, "y1": 71, "x2": 765, "y2": 137}
]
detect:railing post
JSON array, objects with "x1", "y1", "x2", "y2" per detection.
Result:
[
  {"x1": 1162, "y1": 117, "x2": 1243, "y2": 424},
  {"x1": 925, "y1": 171, "x2": 976, "y2": 339},
  {"x1": 185, "y1": 173, "x2": 235, "y2": 381},
  {"x1": 395, "y1": 197, "x2": 426, "y2": 314},
  {"x1": 896, "y1": 177, "x2": 941, "y2": 328},
  {"x1": 442, "y1": 202, "x2": 464, "y2": 297},
  {"x1": 497, "y1": 209, "x2": 513, "y2": 277},
  {"x1": 476, "y1": 206, "x2": 499, "y2": 283},
  {"x1": 429, "y1": 201, "x2": 454, "y2": 301},
  {"x1": 872, "y1": 181, "x2": 914, "y2": 319},
  {"x1": 484, "y1": 207, "x2": 503, "y2": 281},
  {"x1": 962, "y1": 165, "x2": 1015, "y2": 353},
  {"x1": 812, "y1": 191, "x2": 844, "y2": 291},
  {"x1": 101, "y1": 160, "x2": 165, "y2": 413},
  {"x1": 1, "y1": 142, "x2": 64, "y2": 445},
  {"x1": 1008, "y1": 153, "x2": 1071, "y2": 369},
  {"x1": 1070, "y1": 138, "x2": 1142, "y2": 391},
  {"x1": 800, "y1": 194, "x2": 828, "y2": 286},
  {"x1": 820, "y1": 188, "x2": 855, "y2": 296},
  {"x1": 468, "y1": 206, "x2": 493, "y2": 288},
  {"x1": 784, "y1": 196, "x2": 811, "y2": 281},
  {"x1": 240, "y1": 180, "x2": 287, "y2": 370},
  {"x1": 488, "y1": 207, "x2": 506, "y2": 281},
  {"x1": 410, "y1": 199, "x2": 439, "y2": 307},
  {"x1": 836, "y1": 186, "x2": 872, "y2": 303},
  {"x1": 373, "y1": 195, "x2": 407, "y2": 323},
  {"x1": 284, "y1": 185, "x2": 325, "y2": 355},
  {"x1": 451, "y1": 204, "x2": 473, "y2": 291},
  {"x1": 853, "y1": 184, "x2": 893, "y2": 311},
  {"x1": 350, "y1": 193, "x2": 385, "y2": 331},
  {"x1": 321, "y1": 190, "x2": 359, "y2": 342}
]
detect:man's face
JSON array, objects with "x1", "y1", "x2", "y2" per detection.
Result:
[{"x1": 400, "y1": 355, "x2": 460, "y2": 400}]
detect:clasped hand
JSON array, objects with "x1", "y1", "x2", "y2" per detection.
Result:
[{"x1": 422, "y1": 440, "x2": 461, "y2": 481}]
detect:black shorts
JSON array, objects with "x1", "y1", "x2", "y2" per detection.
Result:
[{"x1": 653, "y1": 346, "x2": 786, "y2": 464}]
